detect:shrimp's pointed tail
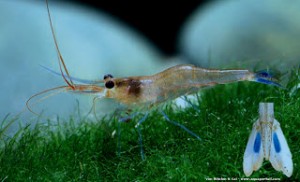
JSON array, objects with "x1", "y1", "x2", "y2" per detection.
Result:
[{"x1": 253, "y1": 70, "x2": 284, "y2": 88}]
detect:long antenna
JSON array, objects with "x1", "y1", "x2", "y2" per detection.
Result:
[{"x1": 45, "y1": 0, "x2": 75, "y2": 90}]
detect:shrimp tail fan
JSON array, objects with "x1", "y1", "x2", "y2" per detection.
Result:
[{"x1": 254, "y1": 70, "x2": 284, "y2": 88}]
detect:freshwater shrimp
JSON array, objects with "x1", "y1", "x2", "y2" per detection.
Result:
[
  {"x1": 27, "y1": 0, "x2": 282, "y2": 159},
  {"x1": 31, "y1": 61, "x2": 282, "y2": 110}
]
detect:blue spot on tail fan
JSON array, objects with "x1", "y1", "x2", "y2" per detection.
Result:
[
  {"x1": 273, "y1": 132, "x2": 281, "y2": 153},
  {"x1": 253, "y1": 132, "x2": 261, "y2": 153}
]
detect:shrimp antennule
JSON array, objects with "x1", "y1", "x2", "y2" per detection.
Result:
[{"x1": 40, "y1": 65, "x2": 103, "y2": 84}]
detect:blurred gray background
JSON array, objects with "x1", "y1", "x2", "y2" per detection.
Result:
[{"x1": 1, "y1": 0, "x2": 300, "y2": 134}]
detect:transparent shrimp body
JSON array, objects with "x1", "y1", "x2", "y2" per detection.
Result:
[{"x1": 102, "y1": 64, "x2": 264, "y2": 108}]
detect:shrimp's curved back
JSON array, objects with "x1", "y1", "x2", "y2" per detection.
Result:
[
  {"x1": 149, "y1": 64, "x2": 254, "y2": 103},
  {"x1": 106, "y1": 64, "x2": 255, "y2": 107}
]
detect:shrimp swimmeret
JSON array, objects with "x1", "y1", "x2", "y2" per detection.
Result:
[{"x1": 27, "y1": 0, "x2": 283, "y2": 159}]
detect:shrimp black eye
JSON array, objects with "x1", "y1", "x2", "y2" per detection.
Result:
[
  {"x1": 103, "y1": 74, "x2": 113, "y2": 80},
  {"x1": 105, "y1": 80, "x2": 115, "y2": 89}
]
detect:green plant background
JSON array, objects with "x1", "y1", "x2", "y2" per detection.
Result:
[{"x1": 1, "y1": 70, "x2": 299, "y2": 181}]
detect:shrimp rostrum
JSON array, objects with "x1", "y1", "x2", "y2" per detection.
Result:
[{"x1": 27, "y1": 0, "x2": 283, "y2": 159}]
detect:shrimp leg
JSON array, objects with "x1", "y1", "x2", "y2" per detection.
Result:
[
  {"x1": 112, "y1": 110, "x2": 148, "y2": 160},
  {"x1": 117, "y1": 110, "x2": 200, "y2": 160},
  {"x1": 161, "y1": 111, "x2": 201, "y2": 141},
  {"x1": 135, "y1": 113, "x2": 149, "y2": 160}
]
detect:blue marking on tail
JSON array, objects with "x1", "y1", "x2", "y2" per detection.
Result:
[
  {"x1": 256, "y1": 70, "x2": 275, "y2": 78},
  {"x1": 273, "y1": 132, "x2": 281, "y2": 153},
  {"x1": 253, "y1": 132, "x2": 261, "y2": 153},
  {"x1": 256, "y1": 78, "x2": 281, "y2": 87},
  {"x1": 255, "y1": 70, "x2": 283, "y2": 88}
]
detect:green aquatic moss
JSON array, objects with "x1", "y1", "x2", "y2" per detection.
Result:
[{"x1": 0, "y1": 70, "x2": 299, "y2": 181}]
